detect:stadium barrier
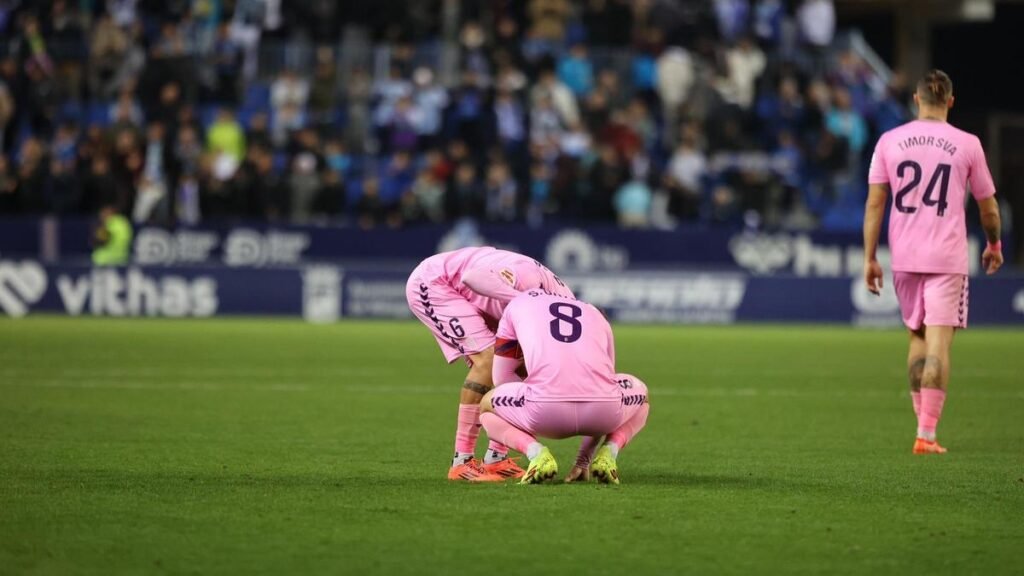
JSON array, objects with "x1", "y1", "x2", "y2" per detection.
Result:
[
  {"x1": 0, "y1": 217, "x2": 1010, "y2": 277},
  {"x1": 2, "y1": 260, "x2": 1023, "y2": 326}
]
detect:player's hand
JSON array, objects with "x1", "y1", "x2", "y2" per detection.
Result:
[
  {"x1": 564, "y1": 465, "x2": 590, "y2": 483},
  {"x1": 982, "y1": 246, "x2": 1004, "y2": 275},
  {"x1": 864, "y1": 260, "x2": 884, "y2": 295}
]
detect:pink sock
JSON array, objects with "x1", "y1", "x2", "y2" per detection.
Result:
[
  {"x1": 917, "y1": 388, "x2": 946, "y2": 440},
  {"x1": 486, "y1": 439, "x2": 508, "y2": 457},
  {"x1": 911, "y1": 391, "x2": 922, "y2": 418},
  {"x1": 607, "y1": 404, "x2": 650, "y2": 454},
  {"x1": 479, "y1": 412, "x2": 537, "y2": 455},
  {"x1": 454, "y1": 404, "x2": 481, "y2": 455}
]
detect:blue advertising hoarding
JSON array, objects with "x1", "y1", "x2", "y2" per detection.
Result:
[{"x1": 2, "y1": 259, "x2": 1022, "y2": 326}]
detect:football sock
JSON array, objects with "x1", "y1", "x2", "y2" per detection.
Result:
[
  {"x1": 452, "y1": 452, "x2": 475, "y2": 467},
  {"x1": 486, "y1": 439, "x2": 509, "y2": 459},
  {"x1": 607, "y1": 404, "x2": 650, "y2": 457},
  {"x1": 525, "y1": 442, "x2": 544, "y2": 460},
  {"x1": 454, "y1": 403, "x2": 481, "y2": 456},
  {"x1": 483, "y1": 448, "x2": 506, "y2": 465},
  {"x1": 911, "y1": 391, "x2": 922, "y2": 418},
  {"x1": 479, "y1": 412, "x2": 537, "y2": 456},
  {"x1": 917, "y1": 388, "x2": 946, "y2": 441}
]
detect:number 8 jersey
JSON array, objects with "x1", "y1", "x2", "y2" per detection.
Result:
[
  {"x1": 494, "y1": 291, "x2": 621, "y2": 402},
  {"x1": 868, "y1": 119, "x2": 996, "y2": 275}
]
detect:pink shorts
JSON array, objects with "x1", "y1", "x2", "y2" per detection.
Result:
[
  {"x1": 406, "y1": 274, "x2": 496, "y2": 364},
  {"x1": 893, "y1": 272, "x2": 969, "y2": 331},
  {"x1": 490, "y1": 374, "x2": 649, "y2": 439}
]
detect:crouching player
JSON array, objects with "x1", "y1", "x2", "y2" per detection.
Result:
[
  {"x1": 478, "y1": 290, "x2": 649, "y2": 484},
  {"x1": 406, "y1": 247, "x2": 574, "y2": 482}
]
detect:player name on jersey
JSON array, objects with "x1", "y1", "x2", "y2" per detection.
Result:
[{"x1": 895, "y1": 135, "x2": 958, "y2": 156}]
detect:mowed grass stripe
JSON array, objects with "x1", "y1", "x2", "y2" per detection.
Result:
[{"x1": 0, "y1": 318, "x2": 1022, "y2": 576}]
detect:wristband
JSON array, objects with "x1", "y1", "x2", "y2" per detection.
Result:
[{"x1": 987, "y1": 240, "x2": 1002, "y2": 253}]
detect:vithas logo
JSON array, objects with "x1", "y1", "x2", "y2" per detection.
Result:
[{"x1": 0, "y1": 260, "x2": 47, "y2": 317}]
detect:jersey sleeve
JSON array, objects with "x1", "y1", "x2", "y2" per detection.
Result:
[
  {"x1": 968, "y1": 136, "x2": 996, "y2": 201},
  {"x1": 460, "y1": 266, "x2": 522, "y2": 303},
  {"x1": 867, "y1": 136, "x2": 889, "y2": 185},
  {"x1": 492, "y1": 303, "x2": 522, "y2": 384}
]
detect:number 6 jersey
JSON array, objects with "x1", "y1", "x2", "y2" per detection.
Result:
[
  {"x1": 868, "y1": 119, "x2": 996, "y2": 275},
  {"x1": 494, "y1": 291, "x2": 621, "y2": 402}
]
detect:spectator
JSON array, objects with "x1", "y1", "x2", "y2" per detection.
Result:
[
  {"x1": 493, "y1": 88, "x2": 527, "y2": 157},
  {"x1": 656, "y1": 46, "x2": 696, "y2": 144},
  {"x1": 91, "y1": 205, "x2": 133, "y2": 266},
  {"x1": 826, "y1": 87, "x2": 867, "y2": 158},
  {"x1": 531, "y1": 67, "x2": 579, "y2": 128},
  {"x1": 0, "y1": 156, "x2": 18, "y2": 213},
  {"x1": 309, "y1": 48, "x2": 338, "y2": 119},
  {"x1": 16, "y1": 137, "x2": 48, "y2": 213},
  {"x1": 379, "y1": 151, "x2": 416, "y2": 205},
  {"x1": 44, "y1": 157, "x2": 82, "y2": 213},
  {"x1": 271, "y1": 69, "x2": 310, "y2": 116},
  {"x1": 557, "y1": 43, "x2": 595, "y2": 98},
  {"x1": 753, "y1": 0, "x2": 785, "y2": 48},
  {"x1": 288, "y1": 129, "x2": 322, "y2": 223},
  {"x1": 665, "y1": 126, "x2": 708, "y2": 220},
  {"x1": 412, "y1": 67, "x2": 448, "y2": 150},
  {"x1": 447, "y1": 162, "x2": 484, "y2": 220},
  {"x1": 615, "y1": 178, "x2": 653, "y2": 228},
  {"x1": 408, "y1": 168, "x2": 446, "y2": 223},
  {"x1": 798, "y1": 0, "x2": 835, "y2": 49},
  {"x1": 756, "y1": 76, "x2": 805, "y2": 145},
  {"x1": 485, "y1": 161, "x2": 518, "y2": 222},
  {"x1": 527, "y1": 0, "x2": 571, "y2": 42},
  {"x1": 714, "y1": 0, "x2": 751, "y2": 44},
  {"x1": 725, "y1": 36, "x2": 767, "y2": 109},
  {"x1": 357, "y1": 177, "x2": 394, "y2": 229},
  {"x1": 211, "y1": 23, "x2": 242, "y2": 104},
  {"x1": 587, "y1": 144, "x2": 628, "y2": 221},
  {"x1": 206, "y1": 108, "x2": 246, "y2": 162}
]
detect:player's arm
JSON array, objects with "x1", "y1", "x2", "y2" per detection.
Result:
[
  {"x1": 863, "y1": 183, "x2": 889, "y2": 295},
  {"x1": 978, "y1": 196, "x2": 1003, "y2": 275},
  {"x1": 461, "y1": 266, "x2": 522, "y2": 302},
  {"x1": 492, "y1": 309, "x2": 523, "y2": 386},
  {"x1": 970, "y1": 138, "x2": 1003, "y2": 275}
]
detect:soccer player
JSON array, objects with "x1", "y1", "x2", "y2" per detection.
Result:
[
  {"x1": 477, "y1": 289, "x2": 650, "y2": 484},
  {"x1": 863, "y1": 69, "x2": 1003, "y2": 454},
  {"x1": 406, "y1": 247, "x2": 575, "y2": 481}
]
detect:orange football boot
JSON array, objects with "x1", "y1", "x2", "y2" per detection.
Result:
[
  {"x1": 912, "y1": 438, "x2": 948, "y2": 454},
  {"x1": 482, "y1": 457, "x2": 526, "y2": 479},
  {"x1": 447, "y1": 459, "x2": 505, "y2": 482}
]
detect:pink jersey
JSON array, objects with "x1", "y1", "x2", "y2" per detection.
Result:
[
  {"x1": 415, "y1": 247, "x2": 574, "y2": 321},
  {"x1": 868, "y1": 120, "x2": 996, "y2": 274},
  {"x1": 495, "y1": 291, "x2": 620, "y2": 402}
]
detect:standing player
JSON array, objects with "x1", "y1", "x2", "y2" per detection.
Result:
[
  {"x1": 406, "y1": 247, "x2": 575, "y2": 481},
  {"x1": 863, "y1": 69, "x2": 1002, "y2": 454},
  {"x1": 478, "y1": 289, "x2": 650, "y2": 484}
]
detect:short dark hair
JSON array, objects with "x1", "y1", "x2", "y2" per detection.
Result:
[{"x1": 916, "y1": 69, "x2": 953, "y2": 105}]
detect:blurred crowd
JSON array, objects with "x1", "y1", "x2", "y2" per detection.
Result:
[{"x1": 0, "y1": 0, "x2": 912, "y2": 231}]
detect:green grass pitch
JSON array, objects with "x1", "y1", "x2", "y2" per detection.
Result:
[{"x1": 1, "y1": 317, "x2": 1022, "y2": 575}]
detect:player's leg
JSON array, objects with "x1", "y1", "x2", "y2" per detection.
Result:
[
  {"x1": 406, "y1": 278, "x2": 506, "y2": 480},
  {"x1": 914, "y1": 325, "x2": 955, "y2": 453},
  {"x1": 589, "y1": 373, "x2": 650, "y2": 484},
  {"x1": 458, "y1": 351, "x2": 524, "y2": 479},
  {"x1": 907, "y1": 328, "x2": 927, "y2": 419},
  {"x1": 913, "y1": 274, "x2": 967, "y2": 454},
  {"x1": 479, "y1": 385, "x2": 560, "y2": 484}
]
